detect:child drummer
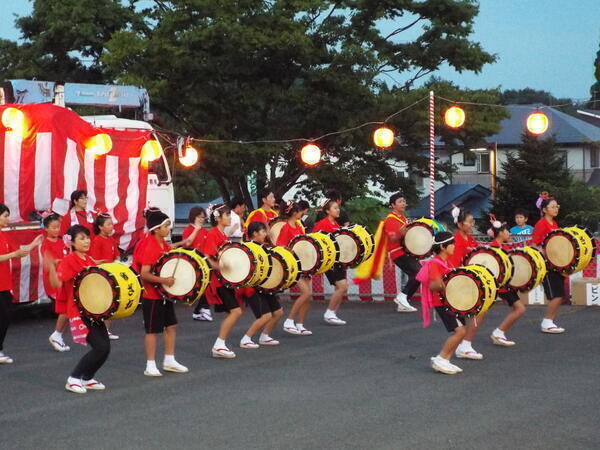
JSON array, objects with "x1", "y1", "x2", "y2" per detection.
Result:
[
  {"x1": 532, "y1": 198, "x2": 566, "y2": 334},
  {"x1": 423, "y1": 232, "x2": 467, "y2": 375},
  {"x1": 237, "y1": 222, "x2": 284, "y2": 348},
  {"x1": 383, "y1": 192, "x2": 419, "y2": 313},
  {"x1": 47, "y1": 225, "x2": 110, "y2": 393},
  {"x1": 133, "y1": 210, "x2": 188, "y2": 376},
  {"x1": 202, "y1": 204, "x2": 243, "y2": 358},
  {"x1": 489, "y1": 221, "x2": 526, "y2": 346}
]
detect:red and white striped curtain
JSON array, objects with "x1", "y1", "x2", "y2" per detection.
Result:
[{"x1": 0, "y1": 104, "x2": 150, "y2": 251}]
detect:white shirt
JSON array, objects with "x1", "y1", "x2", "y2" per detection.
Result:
[{"x1": 224, "y1": 210, "x2": 243, "y2": 238}]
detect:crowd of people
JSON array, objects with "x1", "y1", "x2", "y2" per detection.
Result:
[{"x1": 0, "y1": 186, "x2": 571, "y2": 391}]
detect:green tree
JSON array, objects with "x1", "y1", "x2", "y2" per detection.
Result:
[
  {"x1": 493, "y1": 133, "x2": 572, "y2": 223},
  {"x1": 1, "y1": 1, "x2": 507, "y2": 207},
  {"x1": 536, "y1": 181, "x2": 600, "y2": 232},
  {"x1": 100, "y1": 0, "x2": 501, "y2": 205},
  {"x1": 0, "y1": 0, "x2": 137, "y2": 83},
  {"x1": 590, "y1": 42, "x2": 600, "y2": 110},
  {"x1": 499, "y1": 88, "x2": 572, "y2": 107}
]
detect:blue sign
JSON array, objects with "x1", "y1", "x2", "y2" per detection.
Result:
[
  {"x1": 6, "y1": 80, "x2": 56, "y2": 103},
  {"x1": 63, "y1": 83, "x2": 149, "y2": 109}
]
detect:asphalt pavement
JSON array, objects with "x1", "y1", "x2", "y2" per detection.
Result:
[{"x1": 1, "y1": 300, "x2": 599, "y2": 449}]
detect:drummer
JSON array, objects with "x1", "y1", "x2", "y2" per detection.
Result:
[
  {"x1": 202, "y1": 204, "x2": 243, "y2": 358},
  {"x1": 532, "y1": 198, "x2": 566, "y2": 334},
  {"x1": 237, "y1": 222, "x2": 284, "y2": 348},
  {"x1": 314, "y1": 188, "x2": 350, "y2": 227},
  {"x1": 182, "y1": 207, "x2": 213, "y2": 322},
  {"x1": 383, "y1": 192, "x2": 418, "y2": 313},
  {"x1": 244, "y1": 189, "x2": 279, "y2": 238},
  {"x1": 277, "y1": 201, "x2": 313, "y2": 336},
  {"x1": 89, "y1": 213, "x2": 121, "y2": 340},
  {"x1": 489, "y1": 221, "x2": 526, "y2": 346},
  {"x1": 423, "y1": 232, "x2": 467, "y2": 375},
  {"x1": 46, "y1": 225, "x2": 110, "y2": 393},
  {"x1": 314, "y1": 199, "x2": 348, "y2": 326},
  {"x1": 449, "y1": 206, "x2": 483, "y2": 360},
  {"x1": 133, "y1": 210, "x2": 189, "y2": 376}
]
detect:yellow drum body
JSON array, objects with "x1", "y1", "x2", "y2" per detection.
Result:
[
  {"x1": 441, "y1": 264, "x2": 497, "y2": 317},
  {"x1": 334, "y1": 224, "x2": 374, "y2": 267},
  {"x1": 218, "y1": 241, "x2": 271, "y2": 287},
  {"x1": 74, "y1": 263, "x2": 142, "y2": 321},
  {"x1": 543, "y1": 227, "x2": 594, "y2": 274},
  {"x1": 463, "y1": 246, "x2": 513, "y2": 288},
  {"x1": 154, "y1": 248, "x2": 211, "y2": 305},
  {"x1": 310, "y1": 232, "x2": 338, "y2": 274},
  {"x1": 289, "y1": 232, "x2": 339, "y2": 275},
  {"x1": 259, "y1": 246, "x2": 300, "y2": 292},
  {"x1": 508, "y1": 246, "x2": 547, "y2": 291}
]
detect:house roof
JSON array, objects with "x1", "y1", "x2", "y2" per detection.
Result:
[
  {"x1": 408, "y1": 184, "x2": 491, "y2": 220},
  {"x1": 486, "y1": 105, "x2": 600, "y2": 146}
]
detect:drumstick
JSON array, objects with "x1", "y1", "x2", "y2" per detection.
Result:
[{"x1": 171, "y1": 256, "x2": 181, "y2": 278}]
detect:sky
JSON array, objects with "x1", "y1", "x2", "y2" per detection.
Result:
[{"x1": 0, "y1": 0, "x2": 598, "y2": 100}]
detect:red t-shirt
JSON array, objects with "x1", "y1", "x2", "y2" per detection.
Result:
[
  {"x1": 244, "y1": 208, "x2": 278, "y2": 226},
  {"x1": 0, "y1": 231, "x2": 16, "y2": 292},
  {"x1": 449, "y1": 231, "x2": 478, "y2": 267},
  {"x1": 41, "y1": 237, "x2": 68, "y2": 299},
  {"x1": 59, "y1": 210, "x2": 96, "y2": 236},
  {"x1": 313, "y1": 217, "x2": 340, "y2": 233},
  {"x1": 89, "y1": 234, "x2": 120, "y2": 263},
  {"x1": 202, "y1": 226, "x2": 229, "y2": 304},
  {"x1": 532, "y1": 218, "x2": 559, "y2": 245},
  {"x1": 429, "y1": 255, "x2": 453, "y2": 307},
  {"x1": 383, "y1": 211, "x2": 408, "y2": 260},
  {"x1": 276, "y1": 222, "x2": 304, "y2": 247},
  {"x1": 182, "y1": 225, "x2": 209, "y2": 252},
  {"x1": 56, "y1": 252, "x2": 96, "y2": 317},
  {"x1": 133, "y1": 235, "x2": 171, "y2": 299}
]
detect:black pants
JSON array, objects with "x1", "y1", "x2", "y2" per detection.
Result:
[
  {"x1": 393, "y1": 254, "x2": 422, "y2": 299},
  {"x1": 0, "y1": 291, "x2": 13, "y2": 352},
  {"x1": 71, "y1": 319, "x2": 110, "y2": 381},
  {"x1": 193, "y1": 295, "x2": 210, "y2": 314}
]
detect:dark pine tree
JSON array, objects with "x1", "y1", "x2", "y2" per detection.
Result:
[{"x1": 493, "y1": 133, "x2": 572, "y2": 225}]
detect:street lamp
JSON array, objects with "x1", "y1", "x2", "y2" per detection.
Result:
[{"x1": 470, "y1": 142, "x2": 498, "y2": 201}]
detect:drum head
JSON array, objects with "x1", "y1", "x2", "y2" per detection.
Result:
[
  {"x1": 545, "y1": 235, "x2": 575, "y2": 268},
  {"x1": 220, "y1": 247, "x2": 252, "y2": 284},
  {"x1": 260, "y1": 257, "x2": 284, "y2": 290},
  {"x1": 78, "y1": 273, "x2": 113, "y2": 315},
  {"x1": 468, "y1": 253, "x2": 501, "y2": 279},
  {"x1": 404, "y1": 225, "x2": 433, "y2": 255},
  {"x1": 159, "y1": 258, "x2": 197, "y2": 296},
  {"x1": 336, "y1": 234, "x2": 358, "y2": 264},
  {"x1": 509, "y1": 254, "x2": 533, "y2": 288},
  {"x1": 291, "y1": 240, "x2": 318, "y2": 272},
  {"x1": 268, "y1": 220, "x2": 286, "y2": 244},
  {"x1": 445, "y1": 275, "x2": 480, "y2": 311}
]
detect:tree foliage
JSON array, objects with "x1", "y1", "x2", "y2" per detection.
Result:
[
  {"x1": 492, "y1": 133, "x2": 573, "y2": 225},
  {"x1": 1, "y1": 0, "x2": 507, "y2": 206}
]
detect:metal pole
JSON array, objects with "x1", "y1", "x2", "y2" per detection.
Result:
[
  {"x1": 428, "y1": 90, "x2": 435, "y2": 218},
  {"x1": 491, "y1": 142, "x2": 497, "y2": 201}
]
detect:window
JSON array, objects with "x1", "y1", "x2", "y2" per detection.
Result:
[
  {"x1": 591, "y1": 147, "x2": 599, "y2": 168},
  {"x1": 477, "y1": 153, "x2": 490, "y2": 173},
  {"x1": 463, "y1": 151, "x2": 476, "y2": 167}
]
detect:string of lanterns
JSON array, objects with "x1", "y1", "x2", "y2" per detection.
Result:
[{"x1": 0, "y1": 99, "x2": 554, "y2": 170}]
